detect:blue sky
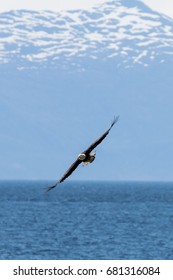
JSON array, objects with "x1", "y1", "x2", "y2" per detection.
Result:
[{"x1": 0, "y1": 0, "x2": 173, "y2": 18}]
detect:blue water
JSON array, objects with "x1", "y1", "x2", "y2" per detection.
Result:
[{"x1": 0, "y1": 180, "x2": 173, "y2": 260}]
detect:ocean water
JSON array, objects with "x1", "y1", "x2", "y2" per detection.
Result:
[{"x1": 0, "y1": 180, "x2": 173, "y2": 260}]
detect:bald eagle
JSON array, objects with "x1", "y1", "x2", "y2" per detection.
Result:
[{"x1": 46, "y1": 116, "x2": 119, "y2": 192}]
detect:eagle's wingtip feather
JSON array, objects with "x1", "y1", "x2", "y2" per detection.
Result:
[
  {"x1": 45, "y1": 181, "x2": 59, "y2": 193},
  {"x1": 111, "y1": 115, "x2": 119, "y2": 128}
]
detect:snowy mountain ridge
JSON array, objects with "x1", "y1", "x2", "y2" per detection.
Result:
[
  {"x1": 1, "y1": 1, "x2": 173, "y2": 181},
  {"x1": 0, "y1": 0, "x2": 173, "y2": 70}
]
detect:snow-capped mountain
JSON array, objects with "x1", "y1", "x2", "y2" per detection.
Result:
[
  {"x1": 0, "y1": 0, "x2": 173, "y2": 70},
  {"x1": 1, "y1": 0, "x2": 173, "y2": 181}
]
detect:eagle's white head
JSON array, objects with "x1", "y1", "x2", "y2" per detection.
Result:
[{"x1": 78, "y1": 153, "x2": 86, "y2": 161}]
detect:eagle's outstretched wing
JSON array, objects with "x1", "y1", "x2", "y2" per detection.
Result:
[
  {"x1": 83, "y1": 116, "x2": 119, "y2": 155},
  {"x1": 46, "y1": 116, "x2": 119, "y2": 192},
  {"x1": 46, "y1": 158, "x2": 81, "y2": 192}
]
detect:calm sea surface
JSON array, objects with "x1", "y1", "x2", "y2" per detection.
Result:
[{"x1": 0, "y1": 180, "x2": 173, "y2": 260}]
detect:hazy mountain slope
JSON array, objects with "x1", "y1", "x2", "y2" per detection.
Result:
[{"x1": 0, "y1": 0, "x2": 173, "y2": 181}]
